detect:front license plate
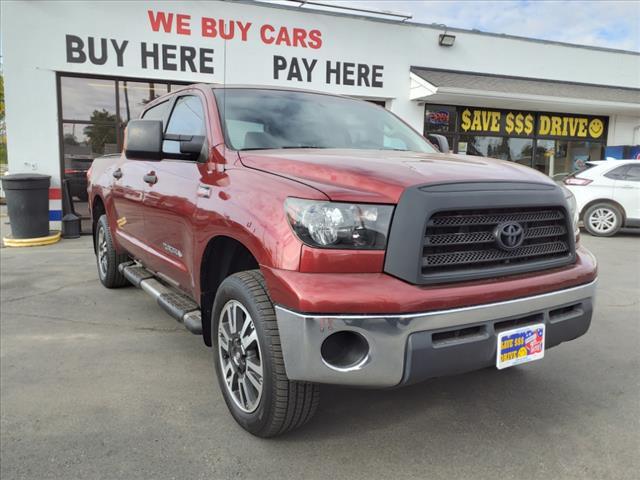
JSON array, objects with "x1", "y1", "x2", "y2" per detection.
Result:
[{"x1": 496, "y1": 323, "x2": 545, "y2": 370}]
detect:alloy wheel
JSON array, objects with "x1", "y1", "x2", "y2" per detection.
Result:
[
  {"x1": 218, "y1": 299, "x2": 264, "y2": 413},
  {"x1": 97, "y1": 226, "x2": 108, "y2": 277},
  {"x1": 588, "y1": 207, "x2": 617, "y2": 234}
]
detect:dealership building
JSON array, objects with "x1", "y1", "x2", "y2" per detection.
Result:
[{"x1": 2, "y1": 0, "x2": 639, "y2": 230}]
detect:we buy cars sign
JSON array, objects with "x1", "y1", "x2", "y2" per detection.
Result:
[{"x1": 64, "y1": 7, "x2": 385, "y2": 89}]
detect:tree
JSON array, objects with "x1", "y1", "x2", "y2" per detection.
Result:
[
  {"x1": 63, "y1": 133, "x2": 79, "y2": 145},
  {"x1": 83, "y1": 109, "x2": 117, "y2": 155}
]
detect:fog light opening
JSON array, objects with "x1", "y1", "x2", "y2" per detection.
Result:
[{"x1": 321, "y1": 331, "x2": 369, "y2": 370}]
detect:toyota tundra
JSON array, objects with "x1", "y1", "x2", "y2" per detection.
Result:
[{"x1": 88, "y1": 85, "x2": 597, "y2": 437}]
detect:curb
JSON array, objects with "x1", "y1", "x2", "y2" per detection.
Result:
[{"x1": 2, "y1": 231, "x2": 62, "y2": 247}]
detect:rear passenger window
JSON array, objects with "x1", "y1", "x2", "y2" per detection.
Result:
[
  {"x1": 625, "y1": 165, "x2": 640, "y2": 181},
  {"x1": 604, "y1": 165, "x2": 629, "y2": 180}
]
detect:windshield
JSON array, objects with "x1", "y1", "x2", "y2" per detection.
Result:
[{"x1": 213, "y1": 88, "x2": 437, "y2": 153}]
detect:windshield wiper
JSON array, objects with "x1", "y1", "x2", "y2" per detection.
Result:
[
  {"x1": 239, "y1": 146, "x2": 331, "y2": 151},
  {"x1": 279, "y1": 146, "x2": 330, "y2": 149}
]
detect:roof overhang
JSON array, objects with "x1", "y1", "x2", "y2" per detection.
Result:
[{"x1": 410, "y1": 69, "x2": 640, "y2": 116}]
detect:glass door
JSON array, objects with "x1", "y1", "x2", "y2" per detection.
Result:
[
  {"x1": 533, "y1": 139, "x2": 605, "y2": 180},
  {"x1": 58, "y1": 74, "x2": 188, "y2": 233}
]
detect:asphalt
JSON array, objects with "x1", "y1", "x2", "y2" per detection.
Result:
[{"x1": 1, "y1": 223, "x2": 639, "y2": 480}]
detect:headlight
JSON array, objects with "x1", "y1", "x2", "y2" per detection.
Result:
[
  {"x1": 561, "y1": 185, "x2": 579, "y2": 238},
  {"x1": 285, "y1": 198, "x2": 394, "y2": 249}
]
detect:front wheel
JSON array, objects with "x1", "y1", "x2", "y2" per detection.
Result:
[
  {"x1": 584, "y1": 203, "x2": 623, "y2": 237},
  {"x1": 212, "y1": 270, "x2": 319, "y2": 437}
]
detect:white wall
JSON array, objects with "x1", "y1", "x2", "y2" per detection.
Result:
[
  {"x1": 608, "y1": 115, "x2": 640, "y2": 145},
  {"x1": 2, "y1": 0, "x2": 640, "y2": 183}
]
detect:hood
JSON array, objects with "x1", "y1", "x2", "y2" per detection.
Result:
[{"x1": 239, "y1": 149, "x2": 556, "y2": 204}]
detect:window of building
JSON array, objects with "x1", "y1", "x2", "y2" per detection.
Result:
[
  {"x1": 459, "y1": 135, "x2": 533, "y2": 167},
  {"x1": 425, "y1": 105, "x2": 456, "y2": 133},
  {"x1": 534, "y1": 139, "x2": 604, "y2": 179},
  {"x1": 424, "y1": 104, "x2": 456, "y2": 154},
  {"x1": 58, "y1": 74, "x2": 188, "y2": 232},
  {"x1": 554, "y1": 140, "x2": 603, "y2": 176},
  {"x1": 361, "y1": 99, "x2": 387, "y2": 108},
  {"x1": 119, "y1": 81, "x2": 170, "y2": 125},
  {"x1": 61, "y1": 77, "x2": 116, "y2": 122},
  {"x1": 424, "y1": 104, "x2": 607, "y2": 178}
]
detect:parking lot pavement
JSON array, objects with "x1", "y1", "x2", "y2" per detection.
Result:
[{"x1": 1, "y1": 232, "x2": 638, "y2": 480}]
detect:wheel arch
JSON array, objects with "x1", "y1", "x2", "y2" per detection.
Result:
[
  {"x1": 581, "y1": 198, "x2": 627, "y2": 223},
  {"x1": 91, "y1": 195, "x2": 107, "y2": 253},
  {"x1": 199, "y1": 235, "x2": 260, "y2": 346}
]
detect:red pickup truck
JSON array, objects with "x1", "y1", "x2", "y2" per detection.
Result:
[{"x1": 88, "y1": 85, "x2": 597, "y2": 437}]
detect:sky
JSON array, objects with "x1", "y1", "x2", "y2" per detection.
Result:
[{"x1": 266, "y1": 0, "x2": 640, "y2": 52}]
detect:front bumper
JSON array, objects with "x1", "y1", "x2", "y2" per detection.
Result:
[{"x1": 275, "y1": 279, "x2": 596, "y2": 387}]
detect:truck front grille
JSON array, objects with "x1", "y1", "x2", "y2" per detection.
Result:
[{"x1": 422, "y1": 207, "x2": 572, "y2": 275}]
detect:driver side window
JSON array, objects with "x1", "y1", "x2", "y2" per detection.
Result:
[{"x1": 164, "y1": 96, "x2": 206, "y2": 157}]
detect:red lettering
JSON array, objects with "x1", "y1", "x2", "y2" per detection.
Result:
[
  {"x1": 275, "y1": 27, "x2": 291, "y2": 46},
  {"x1": 176, "y1": 14, "x2": 191, "y2": 35},
  {"x1": 237, "y1": 21, "x2": 252, "y2": 41},
  {"x1": 219, "y1": 20, "x2": 234, "y2": 40},
  {"x1": 260, "y1": 24, "x2": 275, "y2": 44},
  {"x1": 260, "y1": 25, "x2": 323, "y2": 49},
  {"x1": 308, "y1": 29, "x2": 322, "y2": 49},
  {"x1": 147, "y1": 10, "x2": 173, "y2": 33},
  {"x1": 292, "y1": 28, "x2": 307, "y2": 47},
  {"x1": 201, "y1": 17, "x2": 217, "y2": 37}
]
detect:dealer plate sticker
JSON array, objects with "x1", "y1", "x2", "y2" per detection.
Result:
[{"x1": 496, "y1": 324, "x2": 545, "y2": 370}]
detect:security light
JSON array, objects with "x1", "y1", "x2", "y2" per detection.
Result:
[{"x1": 439, "y1": 33, "x2": 456, "y2": 47}]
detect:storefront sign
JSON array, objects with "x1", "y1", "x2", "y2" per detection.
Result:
[
  {"x1": 427, "y1": 110, "x2": 450, "y2": 126},
  {"x1": 64, "y1": 9, "x2": 385, "y2": 88},
  {"x1": 459, "y1": 108, "x2": 607, "y2": 140},
  {"x1": 537, "y1": 114, "x2": 605, "y2": 139}
]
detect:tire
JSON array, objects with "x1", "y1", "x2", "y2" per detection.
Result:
[
  {"x1": 95, "y1": 214, "x2": 129, "y2": 288},
  {"x1": 583, "y1": 202, "x2": 623, "y2": 237},
  {"x1": 212, "y1": 270, "x2": 319, "y2": 437}
]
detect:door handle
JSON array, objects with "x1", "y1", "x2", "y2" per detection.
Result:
[
  {"x1": 112, "y1": 168, "x2": 123, "y2": 179},
  {"x1": 197, "y1": 185, "x2": 211, "y2": 198},
  {"x1": 143, "y1": 172, "x2": 158, "y2": 185}
]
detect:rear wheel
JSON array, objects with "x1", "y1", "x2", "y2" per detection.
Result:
[
  {"x1": 584, "y1": 203, "x2": 623, "y2": 237},
  {"x1": 95, "y1": 215, "x2": 129, "y2": 288},
  {"x1": 212, "y1": 270, "x2": 319, "y2": 437}
]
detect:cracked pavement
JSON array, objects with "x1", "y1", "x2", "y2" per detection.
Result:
[{"x1": 1, "y1": 231, "x2": 639, "y2": 480}]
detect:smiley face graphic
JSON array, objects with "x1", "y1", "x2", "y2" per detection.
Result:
[{"x1": 588, "y1": 119, "x2": 604, "y2": 138}]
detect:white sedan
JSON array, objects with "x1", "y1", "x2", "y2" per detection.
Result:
[{"x1": 564, "y1": 160, "x2": 640, "y2": 237}]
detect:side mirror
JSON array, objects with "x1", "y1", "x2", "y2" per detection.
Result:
[
  {"x1": 427, "y1": 134, "x2": 450, "y2": 154},
  {"x1": 125, "y1": 120, "x2": 163, "y2": 160},
  {"x1": 164, "y1": 134, "x2": 206, "y2": 162}
]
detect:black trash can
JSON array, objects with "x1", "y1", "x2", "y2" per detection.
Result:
[{"x1": 1, "y1": 173, "x2": 51, "y2": 239}]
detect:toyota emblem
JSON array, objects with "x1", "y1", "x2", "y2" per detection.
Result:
[{"x1": 494, "y1": 221, "x2": 525, "y2": 250}]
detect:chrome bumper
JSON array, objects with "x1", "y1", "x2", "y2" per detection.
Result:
[{"x1": 274, "y1": 280, "x2": 597, "y2": 387}]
